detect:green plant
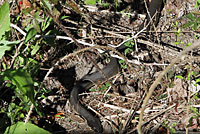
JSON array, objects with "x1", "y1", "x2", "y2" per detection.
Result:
[
  {"x1": 119, "y1": 59, "x2": 128, "y2": 69},
  {"x1": 190, "y1": 107, "x2": 200, "y2": 118},
  {"x1": 195, "y1": 0, "x2": 200, "y2": 8},
  {"x1": 171, "y1": 21, "x2": 183, "y2": 46},
  {"x1": 115, "y1": 0, "x2": 119, "y2": 9},
  {"x1": 162, "y1": 120, "x2": 177, "y2": 134},
  {"x1": 4, "y1": 121, "x2": 51, "y2": 134},
  {"x1": 176, "y1": 69, "x2": 199, "y2": 81},
  {"x1": 176, "y1": 66, "x2": 200, "y2": 98},
  {"x1": 172, "y1": 21, "x2": 193, "y2": 47},
  {"x1": 184, "y1": 0, "x2": 200, "y2": 31},
  {"x1": 188, "y1": 107, "x2": 200, "y2": 129},
  {"x1": 89, "y1": 82, "x2": 111, "y2": 92},
  {"x1": 84, "y1": 0, "x2": 110, "y2": 9},
  {"x1": 84, "y1": 0, "x2": 97, "y2": 5},
  {"x1": 184, "y1": 13, "x2": 200, "y2": 30},
  {"x1": 0, "y1": 1, "x2": 54, "y2": 133},
  {"x1": 0, "y1": 2, "x2": 13, "y2": 59},
  {"x1": 182, "y1": 0, "x2": 200, "y2": 41},
  {"x1": 124, "y1": 38, "x2": 134, "y2": 56},
  {"x1": 119, "y1": 38, "x2": 134, "y2": 69}
]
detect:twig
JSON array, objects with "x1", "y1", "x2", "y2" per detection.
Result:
[
  {"x1": 10, "y1": 23, "x2": 27, "y2": 36},
  {"x1": 129, "y1": 104, "x2": 176, "y2": 134},
  {"x1": 110, "y1": 54, "x2": 169, "y2": 66},
  {"x1": 9, "y1": 41, "x2": 24, "y2": 69},
  {"x1": 25, "y1": 104, "x2": 34, "y2": 123},
  {"x1": 104, "y1": 113, "x2": 128, "y2": 119},
  {"x1": 122, "y1": 94, "x2": 145, "y2": 133},
  {"x1": 186, "y1": 63, "x2": 193, "y2": 134},
  {"x1": 102, "y1": 103, "x2": 161, "y2": 114},
  {"x1": 108, "y1": 26, "x2": 147, "y2": 49},
  {"x1": 83, "y1": 5, "x2": 145, "y2": 18},
  {"x1": 10, "y1": 23, "x2": 178, "y2": 66},
  {"x1": 137, "y1": 39, "x2": 200, "y2": 134},
  {"x1": 103, "y1": 73, "x2": 120, "y2": 97}
]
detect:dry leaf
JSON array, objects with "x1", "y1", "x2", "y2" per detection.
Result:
[{"x1": 167, "y1": 78, "x2": 187, "y2": 103}]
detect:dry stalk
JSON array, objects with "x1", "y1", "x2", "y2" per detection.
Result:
[{"x1": 137, "y1": 39, "x2": 200, "y2": 134}]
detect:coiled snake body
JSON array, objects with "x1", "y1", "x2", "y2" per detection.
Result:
[{"x1": 70, "y1": 0, "x2": 163, "y2": 133}]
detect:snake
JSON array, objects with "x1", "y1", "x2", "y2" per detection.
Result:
[{"x1": 70, "y1": 0, "x2": 163, "y2": 133}]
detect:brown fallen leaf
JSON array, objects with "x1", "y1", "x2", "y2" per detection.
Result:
[{"x1": 167, "y1": 78, "x2": 187, "y2": 104}]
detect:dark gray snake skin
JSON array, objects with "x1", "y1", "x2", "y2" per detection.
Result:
[{"x1": 70, "y1": 0, "x2": 163, "y2": 133}]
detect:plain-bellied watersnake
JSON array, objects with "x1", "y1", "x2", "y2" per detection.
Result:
[{"x1": 70, "y1": 0, "x2": 163, "y2": 133}]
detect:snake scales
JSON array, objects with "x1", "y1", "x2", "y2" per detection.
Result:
[{"x1": 70, "y1": 0, "x2": 163, "y2": 133}]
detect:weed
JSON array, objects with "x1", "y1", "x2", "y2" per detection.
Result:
[{"x1": 162, "y1": 120, "x2": 177, "y2": 134}]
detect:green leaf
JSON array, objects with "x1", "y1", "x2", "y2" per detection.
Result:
[
  {"x1": 125, "y1": 48, "x2": 133, "y2": 55},
  {"x1": 99, "y1": 3, "x2": 109, "y2": 8},
  {"x1": 187, "y1": 13, "x2": 195, "y2": 21},
  {"x1": 0, "y1": 43, "x2": 12, "y2": 60},
  {"x1": 42, "y1": 0, "x2": 52, "y2": 12},
  {"x1": 197, "y1": 16, "x2": 200, "y2": 23},
  {"x1": 196, "y1": 78, "x2": 200, "y2": 83},
  {"x1": 0, "y1": 40, "x2": 21, "y2": 59},
  {"x1": 34, "y1": 11, "x2": 45, "y2": 23},
  {"x1": 195, "y1": 0, "x2": 200, "y2": 8},
  {"x1": 89, "y1": 88, "x2": 96, "y2": 92},
  {"x1": 25, "y1": 28, "x2": 37, "y2": 43},
  {"x1": 177, "y1": 28, "x2": 181, "y2": 34},
  {"x1": 193, "y1": 22, "x2": 198, "y2": 30},
  {"x1": 31, "y1": 43, "x2": 40, "y2": 56},
  {"x1": 175, "y1": 21, "x2": 178, "y2": 26},
  {"x1": 50, "y1": 0, "x2": 58, "y2": 4},
  {"x1": 119, "y1": 59, "x2": 127, "y2": 69},
  {"x1": 65, "y1": 0, "x2": 82, "y2": 14},
  {"x1": 1, "y1": 68, "x2": 35, "y2": 105},
  {"x1": 2, "y1": 62, "x2": 7, "y2": 70},
  {"x1": 0, "y1": 2, "x2": 10, "y2": 40},
  {"x1": 33, "y1": 19, "x2": 41, "y2": 33},
  {"x1": 53, "y1": 7, "x2": 61, "y2": 19},
  {"x1": 183, "y1": 21, "x2": 194, "y2": 28},
  {"x1": 85, "y1": 0, "x2": 96, "y2": 5},
  {"x1": 124, "y1": 39, "x2": 134, "y2": 47},
  {"x1": 41, "y1": 16, "x2": 52, "y2": 31},
  {"x1": 194, "y1": 93, "x2": 198, "y2": 99},
  {"x1": 176, "y1": 75, "x2": 184, "y2": 79},
  {"x1": 187, "y1": 71, "x2": 194, "y2": 80},
  {"x1": 60, "y1": 16, "x2": 69, "y2": 20},
  {"x1": 5, "y1": 121, "x2": 51, "y2": 134},
  {"x1": 105, "y1": 82, "x2": 110, "y2": 87},
  {"x1": 185, "y1": 42, "x2": 192, "y2": 47},
  {"x1": 174, "y1": 41, "x2": 179, "y2": 45}
]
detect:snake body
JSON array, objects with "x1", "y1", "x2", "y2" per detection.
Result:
[
  {"x1": 70, "y1": 0, "x2": 163, "y2": 133},
  {"x1": 70, "y1": 58, "x2": 119, "y2": 133}
]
